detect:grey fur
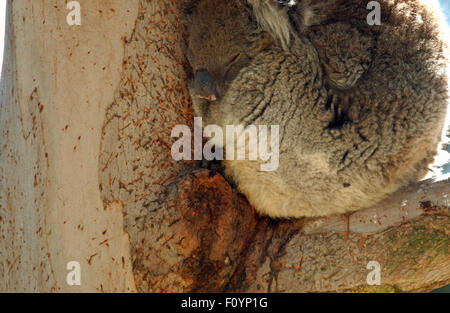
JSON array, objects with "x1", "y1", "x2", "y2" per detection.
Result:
[{"x1": 184, "y1": 0, "x2": 449, "y2": 218}]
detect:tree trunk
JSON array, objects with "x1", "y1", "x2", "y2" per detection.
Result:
[
  {"x1": 1, "y1": 0, "x2": 449, "y2": 293},
  {"x1": 0, "y1": 0, "x2": 138, "y2": 292}
]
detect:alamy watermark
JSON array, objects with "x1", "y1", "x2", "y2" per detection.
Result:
[
  {"x1": 367, "y1": 1, "x2": 381, "y2": 26},
  {"x1": 66, "y1": 1, "x2": 81, "y2": 26},
  {"x1": 366, "y1": 261, "x2": 381, "y2": 286},
  {"x1": 66, "y1": 261, "x2": 81, "y2": 286},
  {"x1": 171, "y1": 117, "x2": 280, "y2": 171}
]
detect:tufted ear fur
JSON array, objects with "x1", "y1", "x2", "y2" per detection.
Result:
[
  {"x1": 247, "y1": 0, "x2": 334, "y2": 49},
  {"x1": 247, "y1": 0, "x2": 296, "y2": 50}
]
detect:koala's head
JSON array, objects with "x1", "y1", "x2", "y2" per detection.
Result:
[
  {"x1": 184, "y1": 0, "x2": 274, "y2": 101},
  {"x1": 183, "y1": 0, "x2": 325, "y2": 121}
]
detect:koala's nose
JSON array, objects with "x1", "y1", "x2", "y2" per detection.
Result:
[{"x1": 193, "y1": 70, "x2": 217, "y2": 101}]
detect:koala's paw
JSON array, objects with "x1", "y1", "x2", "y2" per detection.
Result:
[{"x1": 310, "y1": 22, "x2": 373, "y2": 90}]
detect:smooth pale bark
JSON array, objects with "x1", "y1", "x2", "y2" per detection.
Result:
[
  {"x1": 1, "y1": 0, "x2": 449, "y2": 293},
  {"x1": 0, "y1": 0, "x2": 138, "y2": 292}
]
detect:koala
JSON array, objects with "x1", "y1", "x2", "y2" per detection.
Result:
[{"x1": 183, "y1": 0, "x2": 449, "y2": 218}]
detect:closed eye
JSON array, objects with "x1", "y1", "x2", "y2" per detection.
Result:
[
  {"x1": 226, "y1": 53, "x2": 241, "y2": 66},
  {"x1": 223, "y1": 52, "x2": 248, "y2": 86}
]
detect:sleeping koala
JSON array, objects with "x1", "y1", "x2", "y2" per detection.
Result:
[{"x1": 183, "y1": 0, "x2": 449, "y2": 218}]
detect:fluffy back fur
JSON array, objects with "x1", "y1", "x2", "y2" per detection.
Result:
[{"x1": 184, "y1": 0, "x2": 449, "y2": 218}]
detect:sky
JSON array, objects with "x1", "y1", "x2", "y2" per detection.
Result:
[{"x1": 442, "y1": 0, "x2": 450, "y2": 17}]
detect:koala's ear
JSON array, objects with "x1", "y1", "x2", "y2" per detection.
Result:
[{"x1": 247, "y1": 0, "x2": 296, "y2": 50}]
